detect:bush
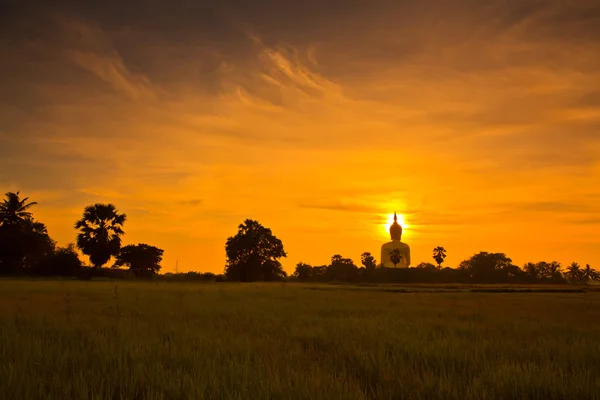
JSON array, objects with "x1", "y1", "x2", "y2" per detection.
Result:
[{"x1": 33, "y1": 244, "x2": 82, "y2": 277}]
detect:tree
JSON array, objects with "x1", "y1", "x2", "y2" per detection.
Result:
[
  {"x1": 114, "y1": 243, "x2": 164, "y2": 277},
  {"x1": 536, "y1": 261, "x2": 563, "y2": 282},
  {"x1": 20, "y1": 218, "x2": 56, "y2": 271},
  {"x1": 566, "y1": 262, "x2": 583, "y2": 283},
  {"x1": 0, "y1": 216, "x2": 55, "y2": 274},
  {"x1": 523, "y1": 262, "x2": 539, "y2": 280},
  {"x1": 415, "y1": 262, "x2": 437, "y2": 271},
  {"x1": 389, "y1": 248, "x2": 402, "y2": 268},
  {"x1": 0, "y1": 192, "x2": 37, "y2": 225},
  {"x1": 328, "y1": 254, "x2": 358, "y2": 281},
  {"x1": 582, "y1": 264, "x2": 598, "y2": 283},
  {"x1": 458, "y1": 252, "x2": 515, "y2": 282},
  {"x1": 432, "y1": 246, "x2": 447, "y2": 270},
  {"x1": 75, "y1": 203, "x2": 126, "y2": 268},
  {"x1": 293, "y1": 262, "x2": 313, "y2": 280},
  {"x1": 33, "y1": 244, "x2": 82, "y2": 276},
  {"x1": 361, "y1": 252, "x2": 377, "y2": 271},
  {"x1": 225, "y1": 219, "x2": 287, "y2": 281}
]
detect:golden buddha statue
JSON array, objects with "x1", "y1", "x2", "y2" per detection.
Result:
[{"x1": 380, "y1": 212, "x2": 411, "y2": 268}]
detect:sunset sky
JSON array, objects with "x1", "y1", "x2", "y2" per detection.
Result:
[{"x1": 2, "y1": 0, "x2": 599, "y2": 273}]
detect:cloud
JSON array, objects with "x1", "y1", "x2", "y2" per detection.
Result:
[
  {"x1": 58, "y1": 18, "x2": 157, "y2": 101},
  {"x1": 2, "y1": 0, "x2": 600, "y2": 272}
]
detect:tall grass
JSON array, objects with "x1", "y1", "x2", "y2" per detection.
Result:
[{"x1": 1, "y1": 281, "x2": 599, "y2": 399}]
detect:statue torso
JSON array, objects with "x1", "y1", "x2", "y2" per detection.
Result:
[{"x1": 380, "y1": 240, "x2": 411, "y2": 268}]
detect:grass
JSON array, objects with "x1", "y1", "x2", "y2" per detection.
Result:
[{"x1": 1, "y1": 281, "x2": 600, "y2": 399}]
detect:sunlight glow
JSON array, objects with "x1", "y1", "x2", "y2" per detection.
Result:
[{"x1": 383, "y1": 213, "x2": 408, "y2": 236}]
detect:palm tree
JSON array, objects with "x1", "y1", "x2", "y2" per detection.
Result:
[
  {"x1": 432, "y1": 246, "x2": 447, "y2": 270},
  {"x1": 24, "y1": 217, "x2": 48, "y2": 234},
  {"x1": 582, "y1": 264, "x2": 598, "y2": 283},
  {"x1": 566, "y1": 262, "x2": 582, "y2": 283},
  {"x1": 389, "y1": 248, "x2": 402, "y2": 268},
  {"x1": 75, "y1": 203, "x2": 127, "y2": 268},
  {"x1": 0, "y1": 192, "x2": 37, "y2": 225}
]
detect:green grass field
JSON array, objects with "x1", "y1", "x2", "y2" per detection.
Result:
[{"x1": 1, "y1": 281, "x2": 600, "y2": 399}]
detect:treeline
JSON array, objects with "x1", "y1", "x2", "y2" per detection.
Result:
[
  {"x1": 221, "y1": 218, "x2": 599, "y2": 284},
  {"x1": 0, "y1": 192, "x2": 164, "y2": 278},
  {"x1": 2, "y1": 192, "x2": 597, "y2": 284},
  {"x1": 292, "y1": 252, "x2": 599, "y2": 284}
]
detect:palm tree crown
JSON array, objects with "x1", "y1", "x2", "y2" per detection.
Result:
[
  {"x1": 582, "y1": 264, "x2": 598, "y2": 283},
  {"x1": 0, "y1": 192, "x2": 38, "y2": 225},
  {"x1": 389, "y1": 248, "x2": 402, "y2": 268},
  {"x1": 566, "y1": 262, "x2": 582, "y2": 281},
  {"x1": 75, "y1": 203, "x2": 127, "y2": 268},
  {"x1": 433, "y1": 246, "x2": 447, "y2": 269}
]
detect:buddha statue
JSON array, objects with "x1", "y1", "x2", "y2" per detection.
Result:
[{"x1": 380, "y1": 212, "x2": 411, "y2": 268}]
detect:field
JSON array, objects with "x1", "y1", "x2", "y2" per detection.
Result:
[{"x1": 1, "y1": 281, "x2": 600, "y2": 399}]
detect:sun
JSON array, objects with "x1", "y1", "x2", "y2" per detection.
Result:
[{"x1": 383, "y1": 213, "x2": 408, "y2": 234}]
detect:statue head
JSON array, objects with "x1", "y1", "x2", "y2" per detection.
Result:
[{"x1": 390, "y1": 211, "x2": 402, "y2": 240}]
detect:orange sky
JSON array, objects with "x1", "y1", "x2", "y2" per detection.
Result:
[{"x1": 2, "y1": 0, "x2": 600, "y2": 273}]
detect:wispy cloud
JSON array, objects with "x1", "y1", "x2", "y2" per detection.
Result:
[
  {"x1": 2, "y1": 0, "x2": 600, "y2": 272},
  {"x1": 59, "y1": 18, "x2": 157, "y2": 101}
]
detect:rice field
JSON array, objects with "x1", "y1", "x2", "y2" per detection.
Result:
[{"x1": 1, "y1": 280, "x2": 599, "y2": 399}]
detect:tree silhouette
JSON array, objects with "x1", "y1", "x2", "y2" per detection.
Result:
[
  {"x1": 0, "y1": 192, "x2": 37, "y2": 225},
  {"x1": 389, "y1": 248, "x2": 402, "y2": 268},
  {"x1": 32, "y1": 244, "x2": 82, "y2": 276},
  {"x1": 225, "y1": 219, "x2": 287, "y2": 281},
  {"x1": 20, "y1": 218, "x2": 55, "y2": 270},
  {"x1": 432, "y1": 246, "x2": 447, "y2": 270},
  {"x1": 415, "y1": 262, "x2": 437, "y2": 271},
  {"x1": 458, "y1": 252, "x2": 515, "y2": 282},
  {"x1": 293, "y1": 262, "x2": 313, "y2": 280},
  {"x1": 0, "y1": 192, "x2": 54, "y2": 274},
  {"x1": 566, "y1": 262, "x2": 582, "y2": 283},
  {"x1": 114, "y1": 243, "x2": 164, "y2": 277},
  {"x1": 582, "y1": 264, "x2": 598, "y2": 283},
  {"x1": 75, "y1": 203, "x2": 126, "y2": 268},
  {"x1": 328, "y1": 254, "x2": 358, "y2": 281},
  {"x1": 361, "y1": 252, "x2": 377, "y2": 271},
  {"x1": 523, "y1": 262, "x2": 539, "y2": 280}
]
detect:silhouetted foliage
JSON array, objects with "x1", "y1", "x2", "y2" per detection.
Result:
[
  {"x1": 114, "y1": 243, "x2": 164, "y2": 277},
  {"x1": 75, "y1": 203, "x2": 126, "y2": 268},
  {"x1": 565, "y1": 262, "x2": 583, "y2": 283},
  {"x1": 0, "y1": 222, "x2": 55, "y2": 274},
  {"x1": 293, "y1": 262, "x2": 314, "y2": 280},
  {"x1": 0, "y1": 193, "x2": 55, "y2": 274},
  {"x1": 289, "y1": 250, "x2": 597, "y2": 285},
  {"x1": 433, "y1": 246, "x2": 447, "y2": 270},
  {"x1": 0, "y1": 191, "x2": 37, "y2": 225},
  {"x1": 582, "y1": 264, "x2": 598, "y2": 283},
  {"x1": 225, "y1": 219, "x2": 287, "y2": 282},
  {"x1": 2, "y1": 191, "x2": 598, "y2": 285},
  {"x1": 32, "y1": 244, "x2": 83, "y2": 276},
  {"x1": 327, "y1": 254, "x2": 359, "y2": 281},
  {"x1": 361, "y1": 252, "x2": 377, "y2": 271},
  {"x1": 458, "y1": 252, "x2": 520, "y2": 283},
  {"x1": 521, "y1": 261, "x2": 562, "y2": 283},
  {"x1": 389, "y1": 248, "x2": 402, "y2": 268}
]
